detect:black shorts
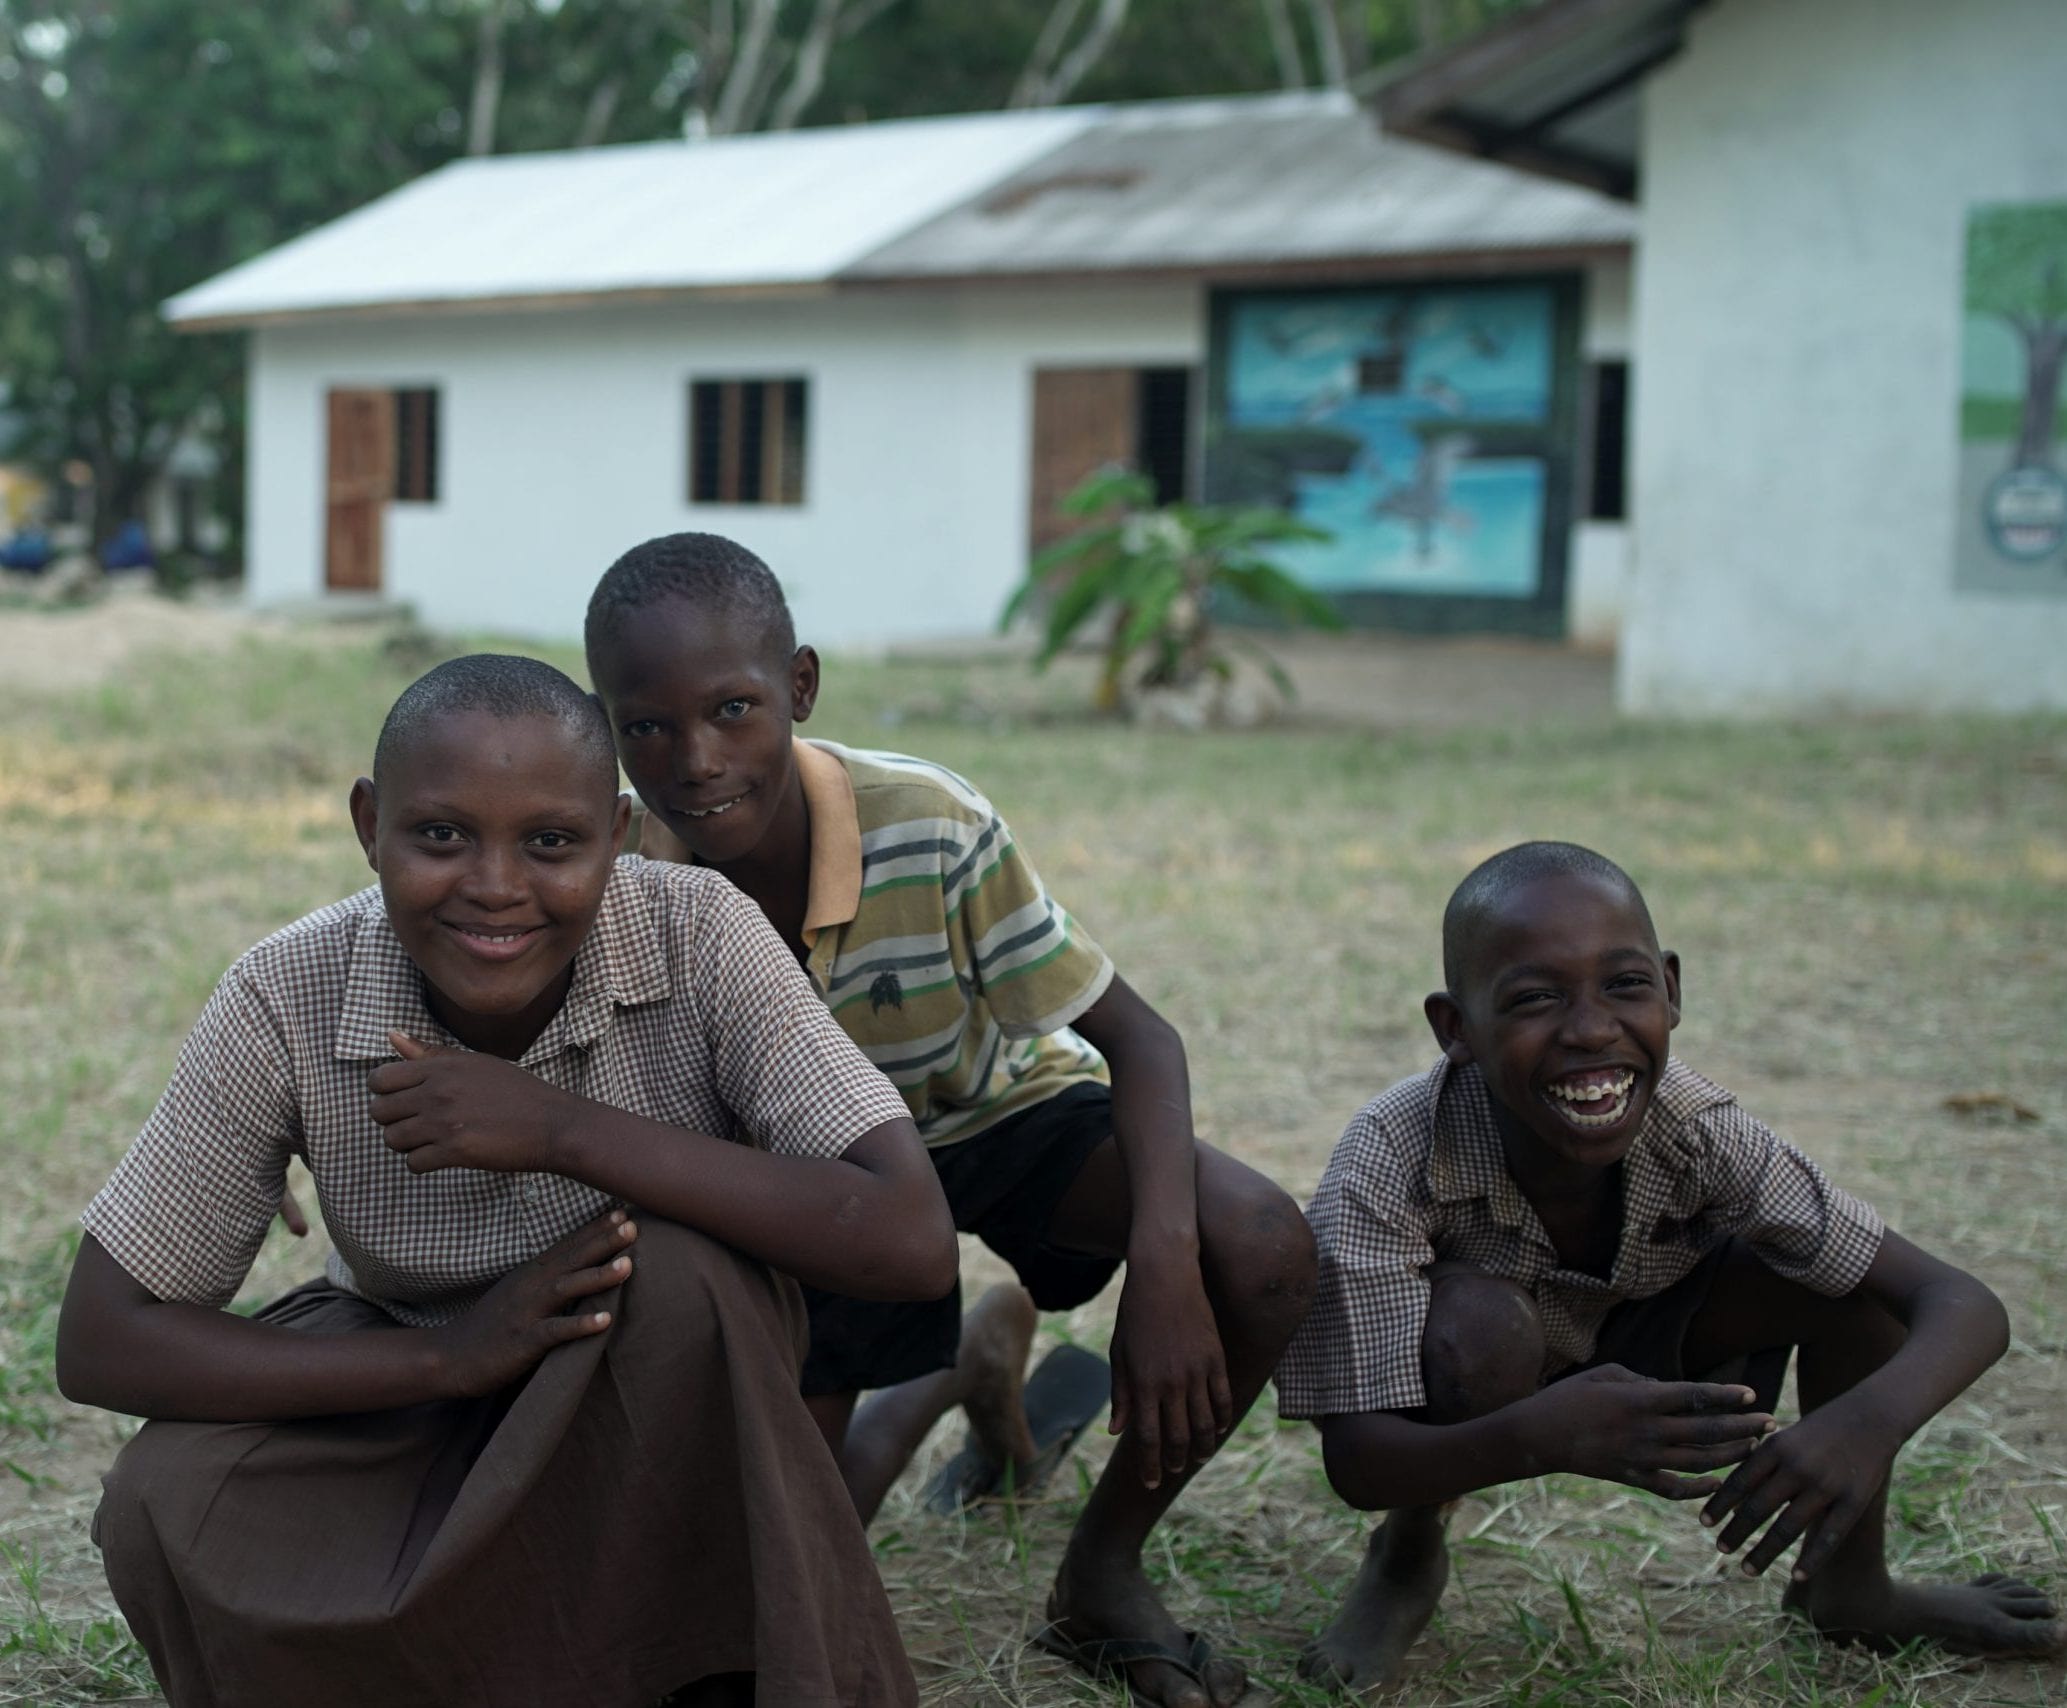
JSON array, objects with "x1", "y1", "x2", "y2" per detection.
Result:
[
  {"x1": 799, "y1": 1083, "x2": 1118, "y2": 1397},
  {"x1": 1578, "y1": 1238, "x2": 1793, "y2": 1411}
]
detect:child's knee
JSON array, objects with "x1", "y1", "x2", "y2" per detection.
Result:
[
  {"x1": 1199, "y1": 1161, "x2": 1318, "y2": 1338},
  {"x1": 1421, "y1": 1270, "x2": 1543, "y2": 1422}
]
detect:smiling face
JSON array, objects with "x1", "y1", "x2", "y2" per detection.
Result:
[
  {"x1": 1425, "y1": 871, "x2": 1681, "y2": 1175},
  {"x1": 349, "y1": 709, "x2": 630, "y2": 1058},
  {"x1": 587, "y1": 596, "x2": 818, "y2": 872}
]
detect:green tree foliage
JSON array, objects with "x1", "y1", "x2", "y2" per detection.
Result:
[{"x1": 0, "y1": 0, "x2": 474, "y2": 554}]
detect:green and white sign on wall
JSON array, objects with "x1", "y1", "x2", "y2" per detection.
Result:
[{"x1": 1956, "y1": 199, "x2": 2067, "y2": 593}]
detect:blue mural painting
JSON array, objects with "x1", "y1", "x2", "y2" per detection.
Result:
[{"x1": 1213, "y1": 285, "x2": 1558, "y2": 599}]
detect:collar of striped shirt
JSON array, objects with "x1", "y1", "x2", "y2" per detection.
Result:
[
  {"x1": 330, "y1": 858, "x2": 674, "y2": 1065},
  {"x1": 794, "y1": 738, "x2": 863, "y2": 960}
]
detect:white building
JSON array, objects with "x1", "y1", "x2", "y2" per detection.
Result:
[
  {"x1": 168, "y1": 93, "x2": 1634, "y2": 649},
  {"x1": 1381, "y1": 0, "x2": 2067, "y2": 715}
]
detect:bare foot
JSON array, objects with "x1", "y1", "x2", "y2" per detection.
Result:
[
  {"x1": 1298, "y1": 1509, "x2": 1449, "y2": 1694},
  {"x1": 1785, "y1": 1571, "x2": 2064, "y2": 1657},
  {"x1": 954, "y1": 1282, "x2": 1041, "y2": 1470},
  {"x1": 1045, "y1": 1549, "x2": 1247, "y2": 1708}
]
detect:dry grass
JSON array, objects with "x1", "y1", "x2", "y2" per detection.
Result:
[{"x1": 1, "y1": 609, "x2": 2062, "y2": 1705}]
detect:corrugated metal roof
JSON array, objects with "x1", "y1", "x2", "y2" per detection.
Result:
[
  {"x1": 165, "y1": 108, "x2": 1094, "y2": 326},
  {"x1": 847, "y1": 92, "x2": 1632, "y2": 280},
  {"x1": 1375, "y1": 0, "x2": 1705, "y2": 198},
  {"x1": 166, "y1": 91, "x2": 1632, "y2": 329}
]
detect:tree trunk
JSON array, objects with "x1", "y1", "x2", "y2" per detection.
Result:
[
  {"x1": 770, "y1": 0, "x2": 844, "y2": 130},
  {"x1": 1302, "y1": 0, "x2": 1349, "y2": 87},
  {"x1": 710, "y1": 0, "x2": 783, "y2": 134},
  {"x1": 1259, "y1": 0, "x2": 1306, "y2": 86},
  {"x1": 575, "y1": 76, "x2": 623, "y2": 147},
  {"x1": 2015, "y1": 322, "x2": 2066, "y2": 469},
  {"x1": 467, "y1": 0, "x2": 509, "y2": 157}
]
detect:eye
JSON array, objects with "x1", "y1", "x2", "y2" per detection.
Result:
[
  {"x1": 1609, "y1": 973, "x2": 1653, "y2": 993},
  {"x1": 715, "y1": 698, "x2": 753, "y2": 721},
  {"x1": 1508, "y1": 989, "x2": 1558, "y2": 1010},
  {"x1": 529, "y1": 829, "x2": 576, "y2": 851},
  {"x1": 417, "y1": 823, "x2": 464, "y2": 845},
  {"x1": 621, "y1": 718, "x2": 662, "y2": 740}
]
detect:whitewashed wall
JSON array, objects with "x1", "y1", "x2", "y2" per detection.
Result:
[
  {"x1": 244, "y1": 264, "x2": 1626, "y2": 648},
  {"x1": 248, "y1": 285, "x2": 1200, "y2": 649},
  {"x1": 1619, "y1": 0, "x2": 2067, "y2": 715}
]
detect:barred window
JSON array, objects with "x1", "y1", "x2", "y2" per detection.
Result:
[{"x1": 689, "y1": 378, "x2": 807, "y2": 505}]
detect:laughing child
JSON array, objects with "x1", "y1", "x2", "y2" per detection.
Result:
[
  {"x1": 1276, "y1": 840, "x2": 2061, "y2": 1692},
  {"x1": 58, "y1": 655, "x2": 956, "y2": 1708},
  {"x1": 584, "y1": 533, "x2": 1317, "y2": 1708}
]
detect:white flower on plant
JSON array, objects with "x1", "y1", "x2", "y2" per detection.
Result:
[{"x1": 1121, "y1": 513, "x2": 1191, "y2": 558}]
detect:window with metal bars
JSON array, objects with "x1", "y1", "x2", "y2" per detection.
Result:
[
  {"x1": 688, "y1": 378, "x2": 808, "y2": 505},
  {"x1": 393, "y1": 388, "x2": 440, "y2": 503}
]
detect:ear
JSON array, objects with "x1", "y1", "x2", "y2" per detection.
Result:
[
  {"x1": 608, "y1": 791, "x2": 633, "y2": 858},
  {"x1": 1423, "y1": 990, "x2": 1475, "y2": 1065},
  {"x1": 1662, "y1": 948, "x2": 1683, "y2": 1030},
  {"x1": 789, "y1": 644, "x2": 821, "y2": 724},
  {"x1": 348, "y1": 777, "x2": 380, "y2": 870}
]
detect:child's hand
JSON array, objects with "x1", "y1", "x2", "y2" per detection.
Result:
[
  {"x1": 1700, "y1": 1402, "x2": 1898, "y2": 1581},
  {"x1": 1109, "y1": 1263, "x2": 1235, "y2": 1489},
  {"x1": 432, "y1": 1210, "x2": 636, "y2": 1398},
  {"x1": 369, "y1": 1032, "x2": 571, "y2": 1175},
  {"x1": 1532, "y1": 1364, "x2": 1776, "y2": 1497}
]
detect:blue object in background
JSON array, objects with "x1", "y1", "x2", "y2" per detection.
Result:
[
  {"x1": 0, "y1": 527, "x2": 54, "y2": 572},
  {"x1": 99, "y1": 520, "x2": 155, "y2": 572}
]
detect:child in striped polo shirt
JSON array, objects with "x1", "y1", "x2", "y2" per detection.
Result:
[{"x1": 587, "y1": 532, "x2": 1316, "y2": 1708}]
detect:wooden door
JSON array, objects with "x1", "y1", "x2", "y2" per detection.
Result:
[
  {"x1": 1029, "y1": 368, "x2": 1137, "y2": 554},
  {"x1": 325, "y1": 389, "x2": 393, "y2": 591}
]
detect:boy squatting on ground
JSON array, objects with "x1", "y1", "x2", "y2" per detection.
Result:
[
  {"x1": 55, "y1": 656, "x2": 959, "y2": 1708},
  {"x1": 584, "y1": 533, "x2": 1319, "y2": 1708},
  {"x1": 1276, "y1": 840, "x2": 2063, "y2": 1693}
]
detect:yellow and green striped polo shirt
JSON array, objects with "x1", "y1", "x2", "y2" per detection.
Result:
[{"x1": 648, "y1": 739, "x2": 1112, "y2": 1146}]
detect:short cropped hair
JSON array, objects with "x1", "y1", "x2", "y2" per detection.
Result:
[
  {"x1": 584, "y1": 533, "x2": 795, "y2": 671},
  {"x1": 1441, "y1": 841, "x2": 1654, "y2": 992},
  {"x1": 373, "y1": 654, "x2": 618, "y2": 794}
]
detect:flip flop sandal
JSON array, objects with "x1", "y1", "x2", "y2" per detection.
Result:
[
  {"x1": 1031, "y1": 1623, "x2": 1223, "y2": 1694},
  {"x1": 921, "y1": 1342, "x2": 1110, "y2": 1514}
]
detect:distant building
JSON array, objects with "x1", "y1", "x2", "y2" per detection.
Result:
[
  {"x1": 168, "y1": 93, "x2": 1634, "y2": 648},
  {"x1": 1381, "y1": 0, "x2": 2067, "y2": 714}
]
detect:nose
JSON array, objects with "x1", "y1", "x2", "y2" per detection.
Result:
[
  {"x1": 1559, "y1": 989, "x2": 1619, "y2": 1052},
  {"x1": 674, "y1": 724, "x2": 723, "y2": 785},
  {"x1": 459, "y1": 841, "x2": 528, "y2": 911}
]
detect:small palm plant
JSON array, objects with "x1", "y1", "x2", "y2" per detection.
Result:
[{"x1": 1001, "y1": 467, "x2": 1342, "y2": 716}]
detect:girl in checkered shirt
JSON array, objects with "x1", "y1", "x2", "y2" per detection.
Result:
[{"x1": 57, "y1": 656, "x2": 957, "y2": 1708}]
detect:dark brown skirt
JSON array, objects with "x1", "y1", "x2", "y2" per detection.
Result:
[{"x1": 94, "y1": 1220, "x2": 917, "y2": 1708}]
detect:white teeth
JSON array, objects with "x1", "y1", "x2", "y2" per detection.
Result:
[
  {"x1": 1548, "y1": 1072, "x2": 1634, "y2": 1104},
  {"x1": 1542, "y1": 1072, "x2": 1637, "y2": 1129},
  {"x1": 687, "y1": 797, "x2": 742, "y2": 818}
]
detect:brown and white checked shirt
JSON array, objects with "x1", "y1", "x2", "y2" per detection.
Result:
[
  {"x1": 84, "y1": 856, "x2": 911, "y2": 1328},
  {"x1": 1275, "y1": 1057, "x2": 1885, "y2": 1420}
]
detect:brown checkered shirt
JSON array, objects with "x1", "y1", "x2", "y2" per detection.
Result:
[
  {"x1": 1275, "y1": 1057, "x2": 1885, "y2": 1419},
  {"x1": 84, "y1": 857, "x2": 913, "y2": 1328}
]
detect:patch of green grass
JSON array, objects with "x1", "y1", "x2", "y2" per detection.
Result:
[{"x1": 0, "y1": 1542, "x2": 157, "y2": 1702}]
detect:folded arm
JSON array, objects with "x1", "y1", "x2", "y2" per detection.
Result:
[{"x1": 57, "y1": 1210, "x2": 635, "y2": 1423}]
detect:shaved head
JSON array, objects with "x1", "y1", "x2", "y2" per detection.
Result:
[
  {"x1": 1442, "y1": 841, "x2": 1654, "y2": 993},
  {"x1": 584, "y1": 532, "x2": 795, "y2": 678},
  {"x1": 373, "y1": 654, "x2": 618, "y2": 796}
]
